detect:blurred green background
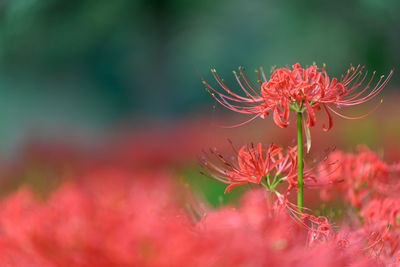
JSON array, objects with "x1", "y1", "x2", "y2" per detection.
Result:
[{"x1": 0, "y1": 0, "x2": 399, "y2": 151}]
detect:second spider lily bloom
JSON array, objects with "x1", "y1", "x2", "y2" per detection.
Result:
[{"x1": 199, "y1": 142, "x2": 295, "y2": 193}]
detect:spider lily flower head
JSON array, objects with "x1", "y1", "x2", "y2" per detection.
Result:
[
  {"x1": 199, "y1": 141, "x2": 295, "y2": 193},
  {"x1": 261, "y1": 63, "x2": 393, "y2": 130},
  {"x1": 261, "y1": 63, "x2": 331, "y2": 128},
  {"x1": 201, "y1": 63, "x2": 393, "y2": 130}
]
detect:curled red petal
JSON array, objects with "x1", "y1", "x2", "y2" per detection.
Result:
[
  {"x1": 261, "y1": 81, "x2": 269, "y2": 92},
  {"x1": 305, "y1": 101, "x2": 316, "y2": 128},
  {"x1": 282, "y1": 97, "x2": 290, "y2": 121},
  {"x1": 273, "y1": 107, "x2": 289, "y2": 128},
  {"x1": 322, "y1": 104, "x2": 333, "y2": 131},
  {"x1": 224, "y1": 182, "x2": 247, "y2": 193}
]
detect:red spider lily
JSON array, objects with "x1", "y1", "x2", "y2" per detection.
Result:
[
  {"x1": 261, "y1": 63, "x2": 393, "y2": 130},
  {"x1": 318, "y1": 146, "x2": 400, "y2": 207},
  {"x1": 202, "y1": 63, "x2": 393, "y2": 130},
  {"x1": 359, "y1": 199, "x2": 400, "y2": 261},
  {"x1": 199, "y1": 141, "x2": 296, "y2": 193},
  {"x1": 361, "y1": 197, "x2": 400, "y2": 229}
]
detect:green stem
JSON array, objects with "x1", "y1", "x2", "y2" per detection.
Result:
[{"x1": 297, "y1": 112, "x2": 304, "y2": 212}]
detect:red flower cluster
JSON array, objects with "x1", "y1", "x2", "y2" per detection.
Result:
[
  {"x1": 362, "y1": 197, "x2": 400, "y2": 229},
  {"x1": 318, "y1": 146, "x2": 400, "y2": 208},
  {"x1": 358, "y1": 197, "x2": 400, "y2": 262},
  {"x1": 309, "y1": 146, "x2": 400, "y2": 264},
  {"x1": 202, "y1": 63, "x2": 392, "y2": 130},
  {"x1": 0, "y1": 170, "x2": 195, "y2": 266},
  {"x1": 0, "y1": 173, "x2": 381, "y2": 266}
]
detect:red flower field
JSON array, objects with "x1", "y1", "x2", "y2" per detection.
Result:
[{"x1": 0, "y1": 91, "x2": 399, "y2": 266}]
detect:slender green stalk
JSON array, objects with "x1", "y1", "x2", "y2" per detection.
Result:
[{"x1": 297, "y1": 112, "x2": 304, "y2": 212}]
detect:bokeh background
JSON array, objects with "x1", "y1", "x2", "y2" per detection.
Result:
[{"x1": 0, "y1": 0, "x2": 400, "y2": 205}]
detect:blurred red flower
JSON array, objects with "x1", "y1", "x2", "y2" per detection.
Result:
[{"x1": 318, "y1": 146, "x2": 400, "y2": 208}]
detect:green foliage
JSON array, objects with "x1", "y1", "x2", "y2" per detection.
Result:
[{"x1": 182, "y1": 166, "x2": 245, "y2": 207}]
